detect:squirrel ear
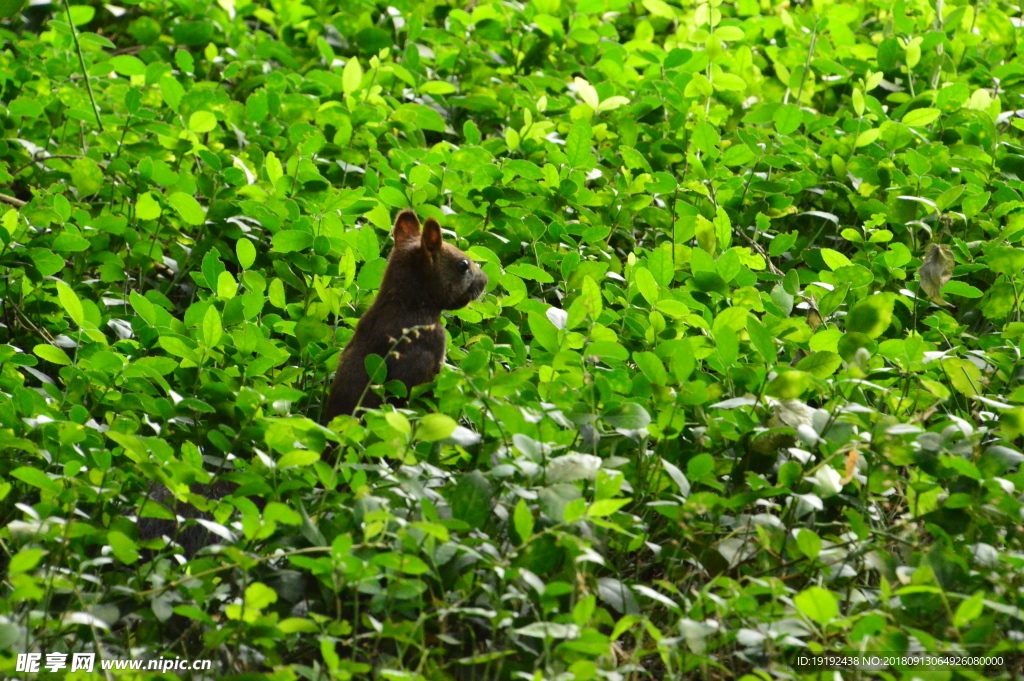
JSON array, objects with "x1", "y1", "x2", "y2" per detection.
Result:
[
  {"x1": 393, "y1": 210, "x2": 421, "y2": 243},
  {"x1": 422, "y1": 218, "x2": 443, "y2": 252}
]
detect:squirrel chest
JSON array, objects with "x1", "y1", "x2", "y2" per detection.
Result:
[{"x1": 324, "y1": 210, "x2": 487, "y2": 423}]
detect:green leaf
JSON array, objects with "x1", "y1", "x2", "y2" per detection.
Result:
[
  {"x1": 51, "y1": 234, "x2": 89, "y2": 252},
  {"x1": 794, "y1": 586, "x2": 839, "y2": 625},
  {"x1": 108, "y1": 530, "x2": 140, "y2": 564},
  {"x1": 986, "y1": 247, "x2": 1024, "y2": 274},
  {"x1": 643, "y1": 0, "x2": 676, "y2": 17},
  {"x1": 691, "y1": 122, "x2": 720, "y2": 156},
  {"x1": 167, "y1": 192, "x2": 206, "y2": 225},
  {"x1": 11, "y1": 466, "x2": 60, "y2": 493},
  {"x1": 605, "y1": 402, "x2": 651, "y2": 429},
  {"x1": 136, "y1": 192, "x2": 162, "y2": 221},
  {"x1": 244, "y1": 582, "x2": 278, "y2": 610},
  {"x1": 647, "y1": 248, "x2": 674, "y2": 287},
  {"x1": 508, "y1": 262, "x2": 553, "y2": 283},
  {"x1": 940, "y1": 281, "x2": 983, "y2": 298},
  {"x1": 55, "y1": 281, "x2": 85, "y2": 328},
  {"x1": 953, "y1": 592, "x2": 985, "y2": 628},
  {"x1": 565, "y1": 118, "x2": 593, "y2": 168},
  {"x1": 633, "y1": 351, "x2": 667, "y2": 385},
  {"x1": 70, "y1": 158, "x2": 103, "y2": 195},
  {"x1": 527, "y1": 312, "x2": 560, "y2": 352},
  {"x1": 746, "y1": 316, "x2": 776, "y2": 364},
  {"x1": 236, "y1": 238, "x2": 256, "y2": 269},
  {"x1": 633, "y1": 267, "x2": 659, "y2": 305},
  {"x1": 714, "y1": 25, "x2": 744, "y2": 41},
  {"x1": 587, "y1": 498, "x2": 631, "y2": 517},
  {"x1": 774, "y1": 104, "x2": 802, "y2": 135},
  {"x1": 66, "y1": 4, "x2": 94, "y2": 25},
  {"x1": 245, "y1": 90, "x2": 268, "y2": 122},
  {"x1": 580, "y1": 276, "x2": 603, "y2": 321},
  {"x1": 941, "y1": 358, "x2": 982, "y2": 397},
  {"x1": 902, "y1": 107, "x2": 940, "y2": 127},
  {"x1": 0, "y1": 0, "x2": 27, "y2": 20},
  {"x1": 845, "y1": 293, "x2": 895, "y2": 339},
  {"x1": 202, "y1": 306, "x2": 222, "y2": 348},
  {"x1": 820, "y1": 248, "x2": 852, "y2": 270},
  {"x1": 158, "y1": 336, "x2": 201, "y2": 364},
  {"x1": 769, "y1": 231, "x2": 797, "y2": 257},
  {"x1": 188, "y1": 111, "x2": 217, "y2": 133},
  {"x1": 715, "y1": 326, "x2": 738, "y2": 366},
  {"x1": 796, "y1": 529, "x2": 822, "y2": 559},
  {"x1": 449, "y1": 471, "x2": 493, "y2": 528},
  {"x1": 796, "y1": 351, "x2": 842, "y2": 378},
  {"x1": 272, "y1": 230, "x2": 315, "y2": 253},
  {"x1": 392, "y1": 103, "x2": 447, "y2": 132},
  {"x1": 29, "y1": 249, "x2": 64, "y2": 276},
  {"x1": 130, "y1": 291, "x2": 157, "y2": 326},
  {"x1": 159, "y1": 74, "x2": 184, "y2": 112},
  {"x1": 34, "y1": 344, "x2": 71, "y2": 365},
  {"x1": 766, "y1": 369, "x2": 814, "y2": 399},
  {"x1": 217, "y1": 271, "x2": 237, "y2": 299},
  {"x1": 416, "y1": 414, "x2": 457, "y2": 441},
  {"x1": 110, "y1": 55, "x2": 146, "y2": 76},
  {"x1": 8, "y1": 548, "x2": 45, "y2": 574},
  {"x1": 513, "y1": 499, "x2": 534, "y2": 541},
  {"x1": 264, "y1": 502, "x2": 303, "y2": 525},
  {"x1": 343, "y1": 57, "x2": 363, "y2": 94}
]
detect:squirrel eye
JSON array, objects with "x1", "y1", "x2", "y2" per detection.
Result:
[{"x1": 458, "y1": 259, "x2": 470, "y2": 274}]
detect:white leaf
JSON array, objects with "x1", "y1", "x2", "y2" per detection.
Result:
[
  {"x1": 514, "y1": 622, "x2": 580, "y2": 639},
  {"x1": 799, "y1": 211, "x2": 839, "y2": 223},
  {"x1": 810, "y1": 466, "x2": 843, "y2": 497},
  {"x1": 633, "y1": 584, "x2": 681, "y2": 610},
  {"x1": 661, "y1": 458, "x2": 690, "y2": 497},
  {"x1": 444, "y1": 426, "x2": 482, "y2": 447},
  {"x1": 546, "y1": 306, "x2": 568, "y2": 330},
  {"x1": 64, "y1": 612, "x2": 110, "y2": 629},
  {"x1": 710, "y1": 397, "x2": 760, "y2": 409},
  {"x1": 194, "y1": 519, "x2": 236, "y2": 542},
  {"x1": 545, "y1": 454, "x2": 602, "y2": 483},
  {"x1": 897, "y1": 195, "x2": 938, "y2": 210}
]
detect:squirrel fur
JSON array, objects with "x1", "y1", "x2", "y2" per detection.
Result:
[{"x1": 323, "y1": 210, "x2": 487, "y2": 422}]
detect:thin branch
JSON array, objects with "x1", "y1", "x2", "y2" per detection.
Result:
[
  {"x1": 62, "y1": 0, "x2": 104, "y2": 132},
  {"x1": 0, "y1": 193, "x2": 27, "y2": 208},
  {"x1": 12, "y1": 154, "x2": 82, "y2": 176}
]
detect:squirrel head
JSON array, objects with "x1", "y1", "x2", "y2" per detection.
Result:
[{"x1": 390, "y1": 210, "x2": 488, "y2": 310}]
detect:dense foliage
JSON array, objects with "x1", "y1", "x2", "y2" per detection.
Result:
[{"x1": 3, "y1": 0, "x2": 1024, "y2": 678}]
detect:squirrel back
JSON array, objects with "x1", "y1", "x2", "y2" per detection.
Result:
[{"x1": 323, "y1": 210, "x2": 487, "y2": 422}]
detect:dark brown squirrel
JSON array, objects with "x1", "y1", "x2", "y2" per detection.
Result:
[
  {"x1": 323, "y1": 210, "x2": 488, "y2": 423},
  {"x1": 136, "y1": 212, "x2": 485, "y2": 557}
]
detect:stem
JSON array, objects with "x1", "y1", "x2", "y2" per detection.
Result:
[
  {"x1": 351, "y1": 323, "x2": 437, "y2": 415},
  {"x1": 0, "y1": 193, "x2": 26, "y2": 208},
  {"x1": 62, "y1": 0, "x2": 104, "y2": 132},
  {"x1": 794, "y1": 18, "x2": 821, "y2": 104},
  {"x1": 12, "y1": 154, "x2": 82, "y2": 176}
]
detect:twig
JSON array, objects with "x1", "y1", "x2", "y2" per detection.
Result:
[
  {"x1": 61, "y1": 0, "x2": 104, "y2": 131},
  {"x1": 0, "y1": 193, "x2": 27, "y2": 208},
  {"x1": 794, "y1": 18, "x2": 821, "y2": 104},
  {"x1": 12, "y1": 154, "x2": 82, "y2": 176},
  {"x1": 352, "y1": 324, "x2": 437, "y2": 414},
  {"x1": 131, "y1": 545, "x2": 339, "y2": 599},
  {"x1": 14, "y1": 306, "x2": 56, "y2": 343},
  {"x1": 113, "y1": 45, "x2": 145, "y2": 56}
]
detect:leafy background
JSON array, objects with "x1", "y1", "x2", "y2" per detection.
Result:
[{"x1": 2, "y1": 0, "x2": 1024, "y2": 678}]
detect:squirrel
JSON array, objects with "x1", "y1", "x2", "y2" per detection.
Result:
[
  {"x1": 323, "y1": 210, "x2": 488, "y2": 423},
  {"x1": 137, "y1": 211, "x2": 485, "y2": 556}
]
